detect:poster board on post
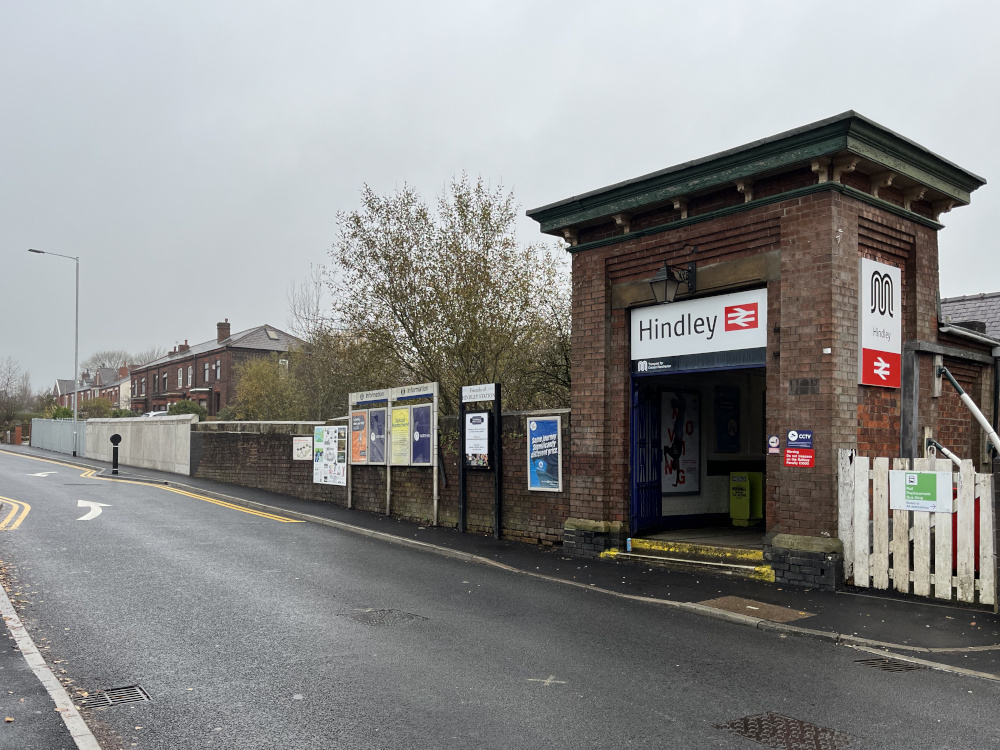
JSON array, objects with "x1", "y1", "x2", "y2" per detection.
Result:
[
  {"x1": 350, "y1": 410, "x2": 368, "y2": 464},
  {"x1": 527, "y1": 416, "x2": 562, "y2": 492},
  {"x1": 464, "y1": 412, "x2": 491, "y2": 469},
  {"x1": 367, "y1": 408, "x2": 387, "y2": 464},
  {"x1": 390, "y1": 405, "x2": 411, "y2": 466},
  {"x1": 411, "y1": 404, "x2": 432, "y2": 466}
]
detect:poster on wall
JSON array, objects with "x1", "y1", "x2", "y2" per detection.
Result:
[
  {"x1": 411, "y1": 404, "x2": 432, "y2": 465},
  {"x1": 715, "y1": 386, "x2": 740, "y2": 453},
  {"x1": 858, "y1": 258, "x2": 902, "y2": 388},
  {"x1": 312, "y1": 425, "x2": 348, "y2": 486},
  {"x1": 292, "y1": 436, "x2": 312, "y2": 461},
  {"x1": 662, "y1": 391, "x2": 700, "y2": 495},
  {"x1": 350, "y1": 410, "x2": 368, "y2": 464},
  {"x1": 368, "y1": 408, "x2": 386, "y2": 464},
  {"x1": 465, "y1": 412, "x2": 490, "y2": 469},
  {"x1": 390, "y1": 406, "x2": 411, "y2": 466},
  {"x1": 527, "y1": 416, "x2": 562, "y2": 491}
]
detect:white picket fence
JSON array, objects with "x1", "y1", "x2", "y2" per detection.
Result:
[{"x1": 838, "y1": 449, "x2": 996, "y2": 606}]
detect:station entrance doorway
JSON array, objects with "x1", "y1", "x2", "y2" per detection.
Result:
[{"x1": 630, "y1": 365, "x2": 767, "y2": 537}]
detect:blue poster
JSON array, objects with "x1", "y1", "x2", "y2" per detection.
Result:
[
  {"x1": 411, "y1": 404, "x2": 432, "y2": 465},
  {"x1": 715, "y1": 386, "x2": 740, "y2": 453},
  {"x1": 368, "y1": 408, "x2": 387, "y2": 464},
  {"x1": 528, "y1": 417, "x2": 562, "y2": 491}
]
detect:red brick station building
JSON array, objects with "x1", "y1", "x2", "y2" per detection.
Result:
[{"x1": 527, "y1": 112, "x2": 992, "y2": 588}]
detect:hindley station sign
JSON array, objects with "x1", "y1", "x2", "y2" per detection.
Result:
[
  {"x1": 631, "y1": 288, "x2": 767, "y2": 374},
  {"x1": 858, "y1": 258, "x2": 901, "y2": 389}
]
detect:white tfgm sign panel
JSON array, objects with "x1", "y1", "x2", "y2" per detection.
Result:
[{"x1": 858, "y1": 258, "x2": 902, "y2": 388}]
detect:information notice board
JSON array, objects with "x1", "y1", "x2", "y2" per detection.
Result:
[
  {"x1": 527, "y1": 416, "x2": 562, "y2": 491},
  {"x1": 390, "y1": 406, "x2": 411, "y2": 466},
  {"x1": 313, "y1": 425, "x2": 347, "y2": 486}
]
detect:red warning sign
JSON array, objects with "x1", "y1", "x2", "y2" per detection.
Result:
[{"x1": 783, "y1": 448, "x2": 815, "y2": 468}]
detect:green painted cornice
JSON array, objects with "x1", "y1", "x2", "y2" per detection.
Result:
[
  {"x1": 527, "y1": 111, "x2": 985, "y2": 236},
  {"x1": 563, "y1": 181, "x2": 943, "y2": 255}
]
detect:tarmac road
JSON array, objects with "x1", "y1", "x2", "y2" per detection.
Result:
[{"x1": 1, "y1": 448, "x2": 999, "y2": 749}]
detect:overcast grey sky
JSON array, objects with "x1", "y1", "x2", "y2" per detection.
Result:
[{"x1": 3, "y1": 1, "x2": 998, "y2": 391}]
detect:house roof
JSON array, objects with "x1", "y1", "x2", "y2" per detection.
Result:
[
  {"x1": 138, "y1": 324, "x2": 302, "y2": 370},
  {"x1": 941, "y1": 292, "x2": 1000, "y2": 339}
]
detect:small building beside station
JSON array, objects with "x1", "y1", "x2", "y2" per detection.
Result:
[{"x1": 527, "y1": 111, "x2": 992, "y2": 588}]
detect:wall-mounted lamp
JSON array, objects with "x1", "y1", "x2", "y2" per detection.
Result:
[{"x1": 649, "y1": 261, "x2": 697, "y2": 304}]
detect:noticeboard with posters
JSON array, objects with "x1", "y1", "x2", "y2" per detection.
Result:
[
  {"x1": 312, "y1": 425, "x2": 348, "y2": 486},
  {"x1": 411, "y1": 403, "x2": 432, "y2": 465},
  {"x1": 390, "y1": 406, "x2": 411, "y2": 466},
  {"x1": 350, "y1": 410, "x2": 368, "y2": 464},
  {"x1": 367, "y1": 408, "x2": 387, "y2": 464},
  {"x1": 292, "y1": 436, "x2": 313, "y2": 461},
  {"x1": 527, "y1": 416, "x2": 562, "y2": 491}
]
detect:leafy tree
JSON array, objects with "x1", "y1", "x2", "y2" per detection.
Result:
[
  {"x1": 326, "y1": 175, "x2": 570, "y2": 413},
  {"x1": 49, "y1": 406, "x2": 73, "y2": 419},
  {"x1": 232, "y1": 355, "x2": 304, "y2": 421},
  {"x1": 110, "y1": 408, "x2": 136, "y2": 418},
  {"x1": 167, "y1": 400, "x2": 208, "y2": 419},
  {"x1": 77, "y1": 397, "x2": 113, "y2": 419}
]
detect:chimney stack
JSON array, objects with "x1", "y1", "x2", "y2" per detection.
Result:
[
  {"x1": 217, "y1": 319, "x2": 231, "y2": 343},
  {"x1": 178, "y1": 339, "x2": 190, "y2": 353}
]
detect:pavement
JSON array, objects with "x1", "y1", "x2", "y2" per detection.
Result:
[{"x1": 3, "y1": 442, "x2": 1000, "y2": 685}]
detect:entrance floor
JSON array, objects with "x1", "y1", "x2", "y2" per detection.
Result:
[{"x1": 644, "y1": 526, "x2": 765, "y2": 550}]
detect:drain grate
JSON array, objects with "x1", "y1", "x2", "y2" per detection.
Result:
[
  {"x1": 716, "y1": 711, "x2": 851, "y2": 750},
  {"x1": 854, "y1": 657, "x2": 924, "y2": 672},
  {"x1": 341, "y1": 609, "x2": 426, "y2": 627},
  {"x1": 78, "y1": 685, "x2": 151, "y2": 709}
]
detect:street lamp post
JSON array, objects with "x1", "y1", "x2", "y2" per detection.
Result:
[{"x1": 28, "y1": 248, "x2": 80, "y2": 456}]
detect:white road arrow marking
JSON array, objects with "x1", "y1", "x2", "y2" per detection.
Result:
[
  {"x1": 76, "y1": 500, "x2": 111, "y2": 521},
  {"x1": 28, "y1": 472, "x2": 57, "y2": 477}
]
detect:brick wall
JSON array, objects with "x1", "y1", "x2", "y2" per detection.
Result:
[{"x1": 192, "y1": 413, "x2": 571, "y2": 545}]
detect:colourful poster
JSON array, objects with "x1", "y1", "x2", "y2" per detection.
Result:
[
  {"x1": 411, "y1": 403, "x2": 432, "y2": 465},
  {"x1": 465, "y1": 412, "x2": 490, "y2": 468},
  {"x1": 368, "y1": 408, "x2": 386, "y2": 464},
  {"x1": 312, "y1": 425, "x2": 348, "y2": 485},
  {"x1": 390, "y1": 406, "x2": 411, "y2": 466},
  {"x1": 527, "y1": 417, "x2": 562, "y2": 491},
  {"x1": 662, "y1": 391, "x2": 699, "y2": 495},
  {"x1": 351, "y1": 410, "x2": 368, "y2": 464}
]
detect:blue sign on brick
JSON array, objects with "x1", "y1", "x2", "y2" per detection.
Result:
[{"x1": 786, "y1": 429, "x2": 813, "y2": 449}]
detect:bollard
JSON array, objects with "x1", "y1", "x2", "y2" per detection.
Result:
[{"x1": 109, "y1": 433, "x2": 122, "y2": 475}]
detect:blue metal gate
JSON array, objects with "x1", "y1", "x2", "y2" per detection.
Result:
[{"x1": 630, "y1": 378, "x2": 662, "y2": 535}]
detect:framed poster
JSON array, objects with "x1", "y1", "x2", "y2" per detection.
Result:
[
  {"x1": 714, "y1": 386, "x2": 740, "y2": 453},
  {"x1": 465, "y1": 412, "x2": 491, "y2": 469},
  {"x1": 368, "y1": 408, "x2": 386, "y2": 464},
  {"x1": 411, "y1": 403, "x2": 432, "y2": 466},
  {"x1": 292, "y1": 436, "x2": 312, "y2": 461},
  {"x1": 527, "y1": 416, "x2": 562, "y2": 491},
  {"x1": 662, "y1": 390, "x2": 700, "y2": 495},
  {"x1": 312, "y1": 425, "x2": 348, "y2": 486},
  {"x1": 390, "y1": 406, "x2": 411, "y2": 466},
  {"x1": 350, "y1": 410, "x2": 368, "y2": 464}
]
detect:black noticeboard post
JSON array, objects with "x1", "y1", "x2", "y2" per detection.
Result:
[
  {"x1": 109, "y1": 433, "x2": 122, "y2": 475},
  {"x1": 458, "y1": 383, "x2": 502, "y2": 539}
]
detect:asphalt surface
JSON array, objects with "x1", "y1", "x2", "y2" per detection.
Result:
[{"x1": 2, "y1": 445, "x2": 1000, "y2": 749}]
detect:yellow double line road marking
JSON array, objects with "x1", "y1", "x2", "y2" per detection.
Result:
[
  {"x1": 0, "y1": 496, "x2": 30, "y2": 531},
  {"x1": 0, "y1": 451, "x2": 301, "y2": 524}
]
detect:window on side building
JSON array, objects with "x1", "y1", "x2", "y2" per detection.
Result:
[
  {"x1": 187, "y1": 365, "x2": 193, "y2": 387},
  {"x1": 177, "y1": 368, "x2": 183, "y2": 389},
  {"x1": 216, "y1": 359, "x2": 221, "y2": 379}
]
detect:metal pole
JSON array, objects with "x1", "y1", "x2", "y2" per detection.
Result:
[
  {"x1": 386, "y1": 396, "x2": 392, "y2": 516},
  {"x1": 72, "y1": 257, "x2": 79, "y2": 456},
  {"x1": 493, "y1": 383, "x2": 502, "y2": 541},
  {"x1": 458, "y1": 398, "x2": 466, "y2": 533},
  {"x1": 432, "y1": 384, "x2": 439, "y2": 526},
  {"x1": 926, "y1": 437, "x2": 963, "y2": 468},
  {"x1": 939, "y1": 366, "x2": 1000, "y2": 456}
]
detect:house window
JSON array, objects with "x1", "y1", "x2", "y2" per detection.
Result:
[
  {"x1": 204, "y1": 362, "x2": 209, "y2": 383},
  {"x1": 187, "y1": 365, "x2": 193, "y2": 387},
  {"x1": 162, "y1": 373, "x2": 168, "y2": 392},
  {"x1": 141, "y1": 377, "x2": 146, "y2": 395},
  {"x1": 177, "y1": 368, "x2": 183, "y2": 389},
  {"x1": 215, "y1": 359, "x2": 221, "y2": 379},
  {"x1": 153, "y1": 374, "x2": 158, "y2": 394}
]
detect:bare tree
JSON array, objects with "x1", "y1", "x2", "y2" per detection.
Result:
[
  {"x1": 79, "y1": 346, "x2": 166, "y2": 375},
  {"x1": 0, "y1": 357, "x2": 30, "y2": 430}
]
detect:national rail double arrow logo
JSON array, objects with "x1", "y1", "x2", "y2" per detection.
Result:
[
  {"x1": 724, "y1": 303, "x2": 759, "y2": 331},
  {"x1": 873, "y1": 357, "x2": 891, "y2": 381}
]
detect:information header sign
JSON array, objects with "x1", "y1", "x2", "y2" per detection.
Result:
[
  {"x1": 392, "y1": 382, "x2": 437, "y2": 400},
  {"x1": 859, "y1": 258, "x2": 902, "y2": 389},
  {"x1": 462, "y1": 383, "x2": 496, "y2": 403},
  {"x1": 349, "y1": 388, "x2": 390, "y2": 405}
]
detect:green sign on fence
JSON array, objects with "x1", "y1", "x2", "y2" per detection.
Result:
[{"x1": 888, "y1": 470, "x2": 953, "y2": 513}]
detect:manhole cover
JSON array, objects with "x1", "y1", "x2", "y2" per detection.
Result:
[
  {"x1": 341, "y1": 609, "x2": 426, "y2": 627},
  {"x1": 78, "y1": 685, "x2": 151, "y2": 709},
  {"x1": 716, "y1": 711, "x2": 851, "y2": 749},
  {"x1": 855, "y1": 657, "x2": 924, "y2": 672}
]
